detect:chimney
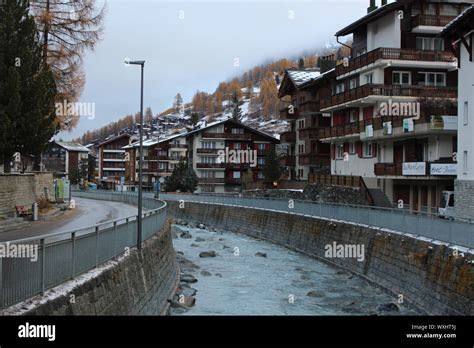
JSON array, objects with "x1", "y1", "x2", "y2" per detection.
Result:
[
  {"x1": 367, "y1": 0, "x2": 377, "y2": 13},
  {"x1": 319, "y1": 54, "x2": 337, "y2": 74}
]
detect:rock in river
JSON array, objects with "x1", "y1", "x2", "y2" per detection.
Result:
[{"x1": 199, "y1": 251, "x2": 217, "y2": 258}]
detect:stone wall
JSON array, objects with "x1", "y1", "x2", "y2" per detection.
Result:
[
  {"x1": 12, "y1": 220, "x2": 180, "y2": 315},
  {"x1": 454, "y1": 180, "x2": 474, "y2": 221},
  {"x1": 167, "y1": 201, "x2": 473, "y2": 315},
  {"x1": 0, "y1": 172, "x2": 54, "y2": 218},
  {"x1": 243, "y1": 183, "x2": 368, "y2": 205}
]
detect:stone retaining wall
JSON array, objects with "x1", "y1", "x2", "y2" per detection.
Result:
[
  {"x1": 167, "y1": 201, "x2": 473, "y2": 315},
  {"x1": 0, "y1": 173, "x2": 54, "y2": 218},
  {"x1": 11, "y1": 220, "x2": 179, "y2": 315}
]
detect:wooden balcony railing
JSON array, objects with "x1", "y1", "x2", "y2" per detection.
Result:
[
  {"x1": 299, "y1": 100, "x2": 320, "y2": 114},
  {"x1": 197, "y1": 148, "x2": 220, "y2": 154},
  {"x1": 411, "y1": 14, "x2": 456, "y2": 28},
  {"x1": 320, "y1": 84, "x2": 457, "y2": 110},
  {"x1": 335, "y1": 47, "x2": 455, "y2": 76},
  {"x1": 198, "y1": 178, "x2": 225, "y2": 184},
  {"x1": 225, "y1": 178, "x2": 242, "y2": 185},
  {"x1": 202, "y1": 133, "x2": 252, "y2": 140},
  {"x1": 299, "y1": 127, "x2": 320, "y2": 140},
  {"x1": 298, "y1": 154, "x2": 330, "y2": 167},
  {"x1": 374, "y1": 163, "x2": 404, "y2": 176},
  {"x1": 280, "y1": 131, "x2": 296, "y2": 143},
  {"x1": 197, "y1": 163, "x2": 225, "y2": 169}
]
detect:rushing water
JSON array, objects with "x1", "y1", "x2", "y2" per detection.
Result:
[{"x1": 171, "y1": 223, "x2": 420, "y2": 315}]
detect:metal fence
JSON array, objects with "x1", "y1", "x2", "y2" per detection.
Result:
[
  {"x1": 0, "y1": 191, "x2": 167, "y2": 309},
  {"x1": 159, "y1": 193, "x2": 474, "y2": 249}
]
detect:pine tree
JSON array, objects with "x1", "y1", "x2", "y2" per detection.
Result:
[
  {"x1": 262, "y1": 145, "x2": 281, "y2": 184},
  {"x1": 230, "y1": 92, "x2": 243, "y2": 122},
  {"x1": 163, "y1": 160, "x2": 197, "y2": 193},
  {"x1": 0, "y1": 0, "x2": 59, "y2": 172}
]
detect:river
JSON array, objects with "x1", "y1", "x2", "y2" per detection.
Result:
[{"x1": 170, "y1": 222, "x2": 420, "y2": 315}]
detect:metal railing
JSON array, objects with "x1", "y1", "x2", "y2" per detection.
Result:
[
  {"x1": 0, "y1": 191, "x2": 167, "y2": 309},
  {"x1": 159, "y1": 193, "x2": 474, "y2": 249}
]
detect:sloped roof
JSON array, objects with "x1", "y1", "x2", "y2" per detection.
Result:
[
  {"x1": 287, "y1": 69, "x2": 321, "y2": 87},
  {"x1": 56, "y1": 141, "x2": 89, "y2": 152},
  {"x1": 441, "y1": 5, "x2": 474, "y2": 36},
  {"x1": 123, "y1": 132, "x2": 188, "y2": 149},
  {"x1": 336, "y1": 0, "x2": 407, "y2": 37}
]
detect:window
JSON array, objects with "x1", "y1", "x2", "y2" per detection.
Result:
[
  {"x1": 349, "y1": 142, "x2": 356, "y2": 154},
  {"x1": 233, "y1": 171, "x2": 241, "y2": 179},
  {"x1": 298, "y1": 144, "x2": 304, "y2": 154},
  {"x1": 364, "y1": 73, "x2": 373, "y2": 85},
  {"x1": 257, "y1": 172, "x2": 264, "y2": 179},
  {"x1": 336, "y1": 83, "x2": 345, "y2": 94},
  {"x1": 231, "y1": 128, "x2": 244, "y2": 134},
  {"x1": 201, "y1": 171, "x2": 215, "y2": 178},
  {"x1": 202, "y1": 157, "x2": 216, "y2": 164},
  {"x1": 393, "y1": 71, "x2": 411, "y2": 85},
  {"x1": 234, "y1": 143, "x2": 242, "y2": 150},
  {"x1": 463, "y1": 151, "x2": 468, "y2": 175},
  {"x1": 159, "y1": 163, "x2": 166, "y2": 170},
  {"x1": 464, "y1": 101, "x2": 469, "y2": 126},
  {"x1": 418, "y1": 72, "x2": 446, "y2": 87},
  {"x1": 336, "y1": 144, "x2": 344, "y2": 159},
  {"x1": 298, "y1": 120, "x2": 305, "y2": 129},
  {"x1": 202, "y1": 141, "x2": 216, "y2": 149},
  {"x1": 349, "y1": 110, "x2": 358, "y2": 123},
  {"x1": 349, "y1": 78, "x2": 357, "y2": 89},
  {"x1": 257, "y1": 143, "x2": 266, "y2": 150},
  {"x1": 363, "y1": 142, "x2": 373, "y2": 157},
  {"x1": 257, "y1": 157, "x2": 265, "y2": 165},
  {"x1": 416, "y1": 37, "x2": 444, "y2": 51}
]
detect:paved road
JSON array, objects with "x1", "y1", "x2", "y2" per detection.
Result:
[{"x1": 0, "y1": 197, "x2": 139, "y2": 243}]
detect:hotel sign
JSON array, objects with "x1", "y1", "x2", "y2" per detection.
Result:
[
  {"x1": 430, "y1": 163, "x2": 457, "y2": 176},
  {"x1": 402, "y1": 162, "x2": 426, "y2": 176}
]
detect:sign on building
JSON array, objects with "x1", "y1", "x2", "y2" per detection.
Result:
[{"x1": 402, "y1": 162, "x2": 426, "y2": 176}]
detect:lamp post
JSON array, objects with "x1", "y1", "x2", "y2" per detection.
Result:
[{"x1": 125, "y1": 59, "x2": 145, "y2": 250}]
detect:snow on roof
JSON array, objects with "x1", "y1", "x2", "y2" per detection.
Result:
[
  {"x1": 123, "y1": 132, "x2": 187, "y2": 149},
  {"x1": 287, "y1": 69, "x2": 321, "y2": 87},
  {"x1": 56, "y1": 141, "x2": 89, "y2": 152},
  {"x1": 441, "y1": 4, "x2": 474, "y2": 36}
]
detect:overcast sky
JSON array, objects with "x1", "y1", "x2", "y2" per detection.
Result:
[{"x1": 61, "y1": 0, "x2": 370, "y2": 141}]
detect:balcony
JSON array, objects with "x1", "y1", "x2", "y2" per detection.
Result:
[
  {"x1": 298, "y1": 154, "x2": 330, "y2": 167},
  {"x1": 198, "y1": 178, "x2": 225, "y2": 184},
  {"x1": 197, "y1": 148, "x2": 221, "y2": 154},
  {"x1": 169, "y1": 144, "x2": 187, "y2": 149},
  {"x1": 299, "y1": 100, "x2": 320, "y2": 115},
  {"x1": 280, "y1": 131, "x2": 296, "y2": 143},
  {"x1": 279, "y1": 106, "x2": 299, "y2": 120},
  {"x1": 224, "y1": 178, "x2": 242, "y2": 185},
  {"x1": 320, "y1": 84, "x2": 457, "y2": 110},
  {"x1": 299, "y1": 127, "x2": 320, "y2": 140},
  {"x1": 202, "y1": 132, "x2": 252, "y2": 140},
  {"x1": 411, "y1": 14, "x2": 455, "y2": 29},
  {"x1": 196, "y1": 163, "x2": 225, "y2": 169},
  {"x1": 335, "y1": 47, "x2": 455, "y2": 76}
]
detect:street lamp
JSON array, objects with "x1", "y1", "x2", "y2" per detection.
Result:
[{"x1": 125, "y1": 59, "x2": 145, "y2": 250}]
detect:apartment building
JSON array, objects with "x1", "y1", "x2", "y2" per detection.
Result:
[
  {"x1": 42, "y1": 141, "x2": 89, "y2": 178},
  {"x1": 318, "y1": 0, "x2": 473, "y2": 211},
  {"x1": 98, "y1": 134, "x2": 131, "y2": 186},
  {"x1": 186, "y1": 119, "x2": 279, "y2": 193},
  {"x1": 123, "y1": 133, "x2": 188, "y2": 190},
  {"x1": 442, "y1": 5, "x2": 474, "y2": 219},
  {"x1": 279, "y1": 67, "x2": 334, "y2": 180}
]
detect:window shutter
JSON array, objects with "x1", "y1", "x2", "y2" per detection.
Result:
[
  {"x1": 331, "y1": 144, "x2": 336, "y2": 160},
  {"x1": 372, "y1": 143, "x2": 377, "y2": 158},
  {"x1": 343, "y1": 143, "x2": 349, "y2": 153}
]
